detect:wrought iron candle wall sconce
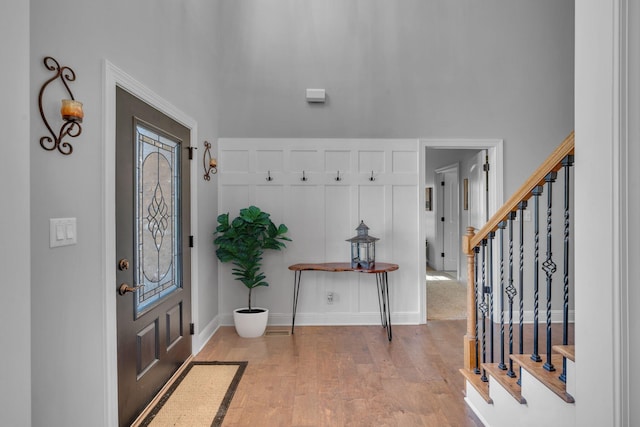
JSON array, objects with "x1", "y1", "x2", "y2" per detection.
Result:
[
  {"x1": 38, "y1": 56, "x2": 83, "y2": 155},
  {"x1": 203, "y1": 141, "x2": 217, "y2": 180}
]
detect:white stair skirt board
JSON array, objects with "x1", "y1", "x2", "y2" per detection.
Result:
[
  {"x1": 518, "y1": 368, "x2": 575, "y2": 427},
  {"x1": 465, "y1": 369, "x2": 576, "y2": 427},
  {"x1": 565, "y1": 358, "x2": 576, "y2": 399},
  {"x1": 464, "y1": 380, "x2": 493, "y2": 427}
]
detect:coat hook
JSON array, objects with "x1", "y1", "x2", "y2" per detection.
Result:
[
  {"x1": 335, "y1": 171, "x2": 342, "y2": 181},
  {"x1": 266, "y1": 170, "x2": 273, "y2": 181},
  {"x1": 369, "y1": 170, "x2": 375, "y2": 181},
  {"x1": 301, "y1": 170, "x2": 308, "y2": 182}
]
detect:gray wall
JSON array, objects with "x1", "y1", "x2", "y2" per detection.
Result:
[
  {"x1": 218, "y1": 0, "x2": 575, "y2": 199},
  {"x1": 575, "y1": 1, "x2": 639, "y2": 425},
  {"x1": 628, "y1": 2, "x2": 640, "y2": 423},
  {"x1": 29, "y1": 0, "x2": 219, "y2": 424},
  {"x1": 0, "y1": 1, "x2": 31, "y2": 426},
  {"x1": 17, "y1": 0, "x2": 576, "y2": 425}
]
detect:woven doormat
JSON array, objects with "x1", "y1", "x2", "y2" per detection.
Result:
[{"x1": 139, "y1": 361, "x2": 247, "y2": 427}]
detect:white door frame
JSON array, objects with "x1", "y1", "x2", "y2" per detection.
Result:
[
  {"x1": 419, "y1": 139, "x2": 503, "y2": 324},
  {"x1": 102, "y1": 60, "x2": 199, "y2": 426}
]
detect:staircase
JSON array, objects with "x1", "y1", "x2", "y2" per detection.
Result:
[{"x1": 460, "y1": 132, "x2": 575, "y2": 427}]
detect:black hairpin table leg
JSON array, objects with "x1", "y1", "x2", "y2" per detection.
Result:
[
  {"x1": 378, "y1": 272, "x2": 392, "y2": 341},
  {"x1": 375, "y1": 272, "x2": 387, "y2": 328},
  {"x1": 291, "y1": 270, "x2": 302, "y2": 334}
]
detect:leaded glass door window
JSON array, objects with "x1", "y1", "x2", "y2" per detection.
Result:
[{"x1": 135, "y1": 120, "x2": 182, "y2": 316}]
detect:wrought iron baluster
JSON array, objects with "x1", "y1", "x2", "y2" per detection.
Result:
[
  {"x1": 497, "y1": 222, "x2": 507, "y2": 370},
  {"x1": 531, "y1": 186, "x2": 543, "y2": 363},
  {"x1": 518, "y1": 201, "x2": 527, "y2": 357},
  {"x1": 560, "y1": 155, "x2": 574, "y2": 382},
  {"x1": 543, "y1": 173, "x2": 558, "y2": 371},
  {"x1": 506, "y1": 212, "x2": 518, "y2": 378},
  {"x1": 474, "y1": 245, "x2": 481, "y2": 374},
  {"x1": 480, "y1": 239, "x2": 489, "y2": 382},
  {"x1": 487, "y1": 231, "x2": 495, "y2": 365}
]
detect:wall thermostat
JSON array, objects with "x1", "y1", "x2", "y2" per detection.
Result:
[{"x1": 306, "y1": 88, "x2": 326, "y2": 103}]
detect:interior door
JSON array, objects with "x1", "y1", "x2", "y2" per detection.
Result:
[
  {"x1": 441, "y1": 169, "x2": 459, "y2": 271},
  {"x1": 115, "y1": 87, "x2": 192, "y2": 426},
  {"x1": 468, "y1": 151, "x2": 487, "y2": 231}
]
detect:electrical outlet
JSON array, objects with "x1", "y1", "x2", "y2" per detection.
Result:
[{"x1": 326, "y1": 292, "x2": 334, "y2": 304}]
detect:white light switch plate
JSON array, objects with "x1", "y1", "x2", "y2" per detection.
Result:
[{"x1": 50, "y1": 218, "x2": 77, "y2": 248}]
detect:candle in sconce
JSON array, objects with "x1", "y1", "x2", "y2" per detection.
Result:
[
  {"x1": 61, "y1": 99, "x2": 84, "y2": 122},
  {"x1": 209, "y1": 157, "x2": 217, "y2": 168}
]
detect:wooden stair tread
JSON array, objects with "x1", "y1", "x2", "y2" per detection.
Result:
[
  {"x1": 460, "y1": 368, "x2": 493, "y2": 404},
  {"x1": 553, "y1": 345, "x2": 575, "y2": 362},
  {"x1": 483, "y1": 363, "x2": 526, "y2": 404},
  {"x1": 511, "y1": 354, "x2": 575, "y2": 403}
]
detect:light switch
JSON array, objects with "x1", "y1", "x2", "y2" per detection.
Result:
[
  {"x1": 56, "y1": 224, "x2": 65, "y2": 240},
  {"x1": 66, "y1": 223, "x2": 75, "y2": 239},
  {"x1": 50, "y1": 218, "x2": 77, "y2": 248}
]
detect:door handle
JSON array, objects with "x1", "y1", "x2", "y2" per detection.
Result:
[{"x1": 118, "y1": 283, "x2": 144, "y2": 296}]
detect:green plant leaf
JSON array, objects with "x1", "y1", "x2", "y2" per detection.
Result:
[{"x1": 214, "y1": 206, "x2": 291, "y2": 295}]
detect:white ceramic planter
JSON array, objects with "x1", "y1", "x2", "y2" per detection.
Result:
[{"x1": 233, "y1": 307, "x2": 269, "y2": 338}]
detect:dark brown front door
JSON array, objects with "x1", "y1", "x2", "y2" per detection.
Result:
[{"x1": 116, "y1": 87, "x2": 192, "y2": 426}]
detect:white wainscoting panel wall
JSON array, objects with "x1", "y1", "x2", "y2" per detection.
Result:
[{"x1": 217, "y1": 139, "x2": 421, "y2": 327}]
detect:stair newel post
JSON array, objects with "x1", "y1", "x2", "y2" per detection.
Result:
[
  {"x1": 506, "y1": 211, "x2": 518, "y2": 378},
  {"x1": 487, "y1": 231, "x2": 495, "y2": 364},
  {"x1": 480, "y1": 239, "x2": 489, "y2": 382},
  {"x1": 518, "y1": 201, "x2": 527, "y2": 357},
  {"x1": 463, "y1": 226, "x2": 477, "y2": 372},
  {"x1": 543, "y1": 172, "x2": 558, "y2": 372},
  {"x1": 531, "y1": 185, "x2": 544, "y2": 363},
  {"x1": 497, "y1": 221, "x2": 507, "y2": 370},
  {"x1": 474, "y1": 245, "x2": 481, "y2": 374},
  {"x1": 560, "y1": 154, "x2": 574, "y2": 382}
]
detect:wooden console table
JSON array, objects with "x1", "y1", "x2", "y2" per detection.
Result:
[{"x1": 287, "y1": 262, "x2": 399, "y2": 341}]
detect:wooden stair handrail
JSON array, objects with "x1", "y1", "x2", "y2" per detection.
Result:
[
  {"x1": 465, "y1": 131, "x2": 574, "y2": 252},
  {"x1": 462, "y1": 131, "x2": 574, "y2": 372}
]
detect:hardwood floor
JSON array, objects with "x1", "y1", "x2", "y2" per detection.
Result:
[{"x1": 195, "y1": 320, "x2": 484, "y2": 427}]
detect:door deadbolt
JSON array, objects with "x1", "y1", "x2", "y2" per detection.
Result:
[{"x1": 118, "y1": 259, "x2": 130, "y2": 271}]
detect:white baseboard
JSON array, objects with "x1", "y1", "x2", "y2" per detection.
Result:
[
  {"x1": 217, "y1": 311, "x2": 422, "y2": 327},
  {"x1": 193, "y1": 315, "x2": 221, "y2": 354}
]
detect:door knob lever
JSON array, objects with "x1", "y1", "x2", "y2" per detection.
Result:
[{"x1": 118, "y1": 283, "x2": 144, "y2": 296}]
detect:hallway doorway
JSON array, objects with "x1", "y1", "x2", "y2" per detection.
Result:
[
  {"x1": 419, "y1": 139, "x2": 503, "y2": 323},
  {"x1": 426, "y1": 268, "x2": 467, "y2": 320}
]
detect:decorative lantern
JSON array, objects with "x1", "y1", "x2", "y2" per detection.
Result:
[{"x1": 347, "y1": 221, "x2": 379, "y2": 269}]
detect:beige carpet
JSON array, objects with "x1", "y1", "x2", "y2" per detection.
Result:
[
  {"x1": 140, "y1": 361, "x2": 247, "y2": 427},
  {"x1": 427, "y1": 270, "x2": 468, "y2": 320}
]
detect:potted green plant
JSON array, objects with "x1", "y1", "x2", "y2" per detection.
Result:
[{"x1": 214, "y1": 205, "x2": 291, "y2": 337}]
